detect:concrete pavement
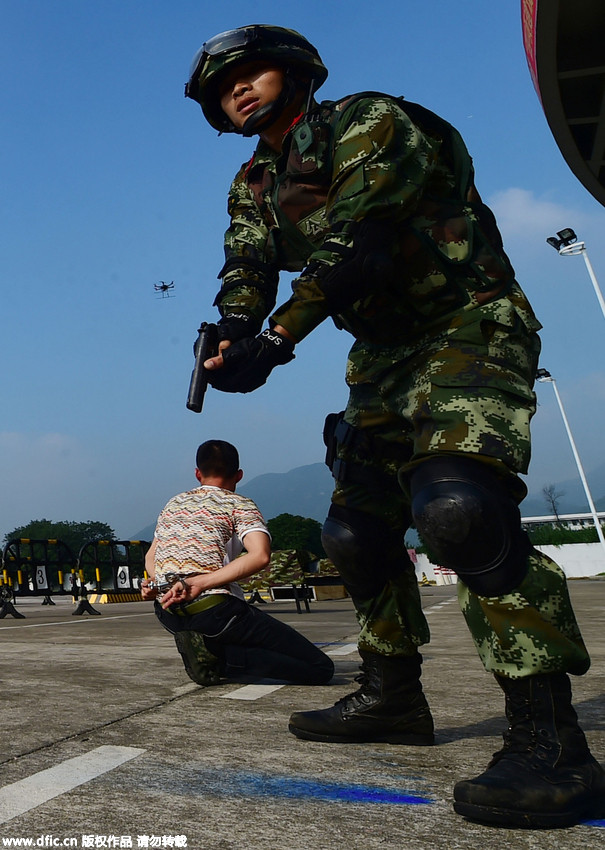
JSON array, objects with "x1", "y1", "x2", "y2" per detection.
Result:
[{"x1": 1, "y1": 581, "x2": 604, "y2": 849}]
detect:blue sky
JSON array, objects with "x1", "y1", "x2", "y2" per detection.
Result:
[{"x1": 2, "y1": 0, "x2": 605, "y2": 540}]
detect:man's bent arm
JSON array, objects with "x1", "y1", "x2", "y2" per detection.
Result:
[{"x1": 159, "y1": 531, "x2": 270, "y2": 607}]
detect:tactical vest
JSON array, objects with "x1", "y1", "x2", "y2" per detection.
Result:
[
  {"x1": 244, "y1": 93, "x2": 516, "y2": 342},
  {"x1": 243, "y1": 106, "x2": 334, "y2": 271}
]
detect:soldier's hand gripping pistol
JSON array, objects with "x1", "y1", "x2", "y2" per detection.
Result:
[{"x1": 186, "y1": 322, "x2": 219, "y2": 413}]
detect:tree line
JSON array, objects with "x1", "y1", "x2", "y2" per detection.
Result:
[{"x1": 2, "y1": 519, "x2": 116, "y2": 555}]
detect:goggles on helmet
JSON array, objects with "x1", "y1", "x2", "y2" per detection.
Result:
[
  {"x1": 187, "y1": 27, "x2": 268, "y2": 98},
  {"x1": 185, "y1": 25, "x2": 324, "y2": 105},
  {"x1": 187, "y1": 27, "x2": 265, "y2": 84},
  {"x1": 203, "y1": 26, "x2": 276, "y2": 58}
]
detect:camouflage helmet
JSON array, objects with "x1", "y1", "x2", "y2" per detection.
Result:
[{"x1": 185, "y1": 25, "x2": 328, "y2": 133}]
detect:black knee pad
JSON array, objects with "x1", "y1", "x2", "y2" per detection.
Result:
[
  {"x1": 409, "y1": 457, "x2": 531, "y2": 596},
  {"x1": 321, "y1": 505, "x2": 410, "y2": 600}
]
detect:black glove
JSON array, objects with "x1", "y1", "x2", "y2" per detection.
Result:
[
  {"x1": 216, "y1": 311, "x2": 261, "y2": 344},
  {"x1": 207, "y1": 328, "x2": 295, "y2": 394}
]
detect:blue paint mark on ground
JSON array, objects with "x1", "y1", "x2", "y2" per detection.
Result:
[{"x1": 196, "y1": 769, "x2": 433, "y2": 806}]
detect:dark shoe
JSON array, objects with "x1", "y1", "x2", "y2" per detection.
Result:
[
  {"x1": 174, "y1": 630, "x2": 222, "y2": 687},
  {"x1": 288, "y1": 650, "x2": 434, "y2": 745},
  {"x1": 453, "y1": 673, "x2": 605, "y2": 828}
]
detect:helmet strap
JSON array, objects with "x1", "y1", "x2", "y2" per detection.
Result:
[
  {"x1": 304, "y1": 78, "x2": 317, "y2": 114},
  {"x1": 240, "y1": 71, "x2": 298, "y2": 137}
]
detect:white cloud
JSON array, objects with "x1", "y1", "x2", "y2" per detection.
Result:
[{"x1": 488, "y1": 187, "x2": 591, "y2": 243}]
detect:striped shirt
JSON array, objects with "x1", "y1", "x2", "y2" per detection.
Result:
[{"x1": 153, "y1": 485, "x2": 269, "y2": 596}]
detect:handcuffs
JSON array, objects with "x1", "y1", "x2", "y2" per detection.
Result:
[{"x1": 147, "y1": 571, "x2": 190, "y2": 594}]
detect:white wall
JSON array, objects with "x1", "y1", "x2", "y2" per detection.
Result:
[
  {"x1": 533, "y1": 543, "x2": 605, "y2": 579},
  {"x1": 414, "y1": 543, "x2": 605, "y2": 584}
]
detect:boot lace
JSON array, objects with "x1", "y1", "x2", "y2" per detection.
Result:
[
  {"x1": 334, "y1": 666, "x2": 379, "y2": 712},
  {"x1": 490, "y1": 694, "x2": 536, "y2": 765},
  {"x1": 491, "y1": 691, "x2": 560, "y2": 766}
]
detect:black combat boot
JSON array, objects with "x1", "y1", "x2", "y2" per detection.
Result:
[
  {"x1": 288, "y1": 650, "x2": 434, "y2": 745},
  {"x1": 453, "y1": 673, "x2": 605, "y2": 828}
]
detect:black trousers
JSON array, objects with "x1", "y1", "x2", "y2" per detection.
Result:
[{"x1": 155, "y1": 597, "x2": 334, "y2": 685}]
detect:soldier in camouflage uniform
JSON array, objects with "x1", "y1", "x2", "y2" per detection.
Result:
[{"x1": 184, "y1": 25, "x2": 604, "y2": 827}]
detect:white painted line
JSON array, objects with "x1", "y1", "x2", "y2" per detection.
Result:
[
  {"x1": 327, "y1": 643, "x2": 358, "y2": 656},
  {"x1": 0, "y1": 613, "x2": 153, "y2": 630},
  {"x1": 220, "y1": 684, "x2": 284, "y2": 700},
  {"x1": 0, "y1": 745, "x2": 145, "y2": 824}
]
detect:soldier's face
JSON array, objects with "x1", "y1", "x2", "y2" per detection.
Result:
[{"x1": 219, "y1": 62, "x2": 285, "y2": 131}]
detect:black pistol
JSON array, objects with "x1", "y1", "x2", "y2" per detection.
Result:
[{"x1": 187, "y1": 322, "x2": 218, "y2": 413}]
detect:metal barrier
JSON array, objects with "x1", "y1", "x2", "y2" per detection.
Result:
[
  {"x1": 77, "y1": 539, "x2": 150, "y2": 595},
  {"x1": 2, "y1": 538, "x2": 77, "y2": 601},
  {"x1": 0, "y1": 538, "x2": 151, "y2": 614}
]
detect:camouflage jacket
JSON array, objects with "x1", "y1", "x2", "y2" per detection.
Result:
[{"x1": 216, "y1": 92, "x2": 541, "y2": 345}]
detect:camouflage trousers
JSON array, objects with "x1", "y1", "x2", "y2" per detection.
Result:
[{"x1": 330, "y1": 302, "x2": 590, "y2": 678}]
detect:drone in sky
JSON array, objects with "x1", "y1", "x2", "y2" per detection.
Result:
[{"x1": 154, "y1": 280, "x2": 175, "y2": 298}]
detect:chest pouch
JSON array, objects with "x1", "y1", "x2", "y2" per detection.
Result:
[
  {"x1": 287, "y1": 119, "x2": 334, "y2": 180},
  {"x1": 269, "y1": 118, "x2": 334, "y2": 264}
]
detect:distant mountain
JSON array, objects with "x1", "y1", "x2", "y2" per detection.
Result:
[
  {"x1": 239, "y1": 462, "x2": 333, "y2": 522},
  {"x1": 130, "y1": 458, "x2": 605, "y2": 539},
  {"x1": 131, "y1": 522, "x2": 156, "y2": 542}
]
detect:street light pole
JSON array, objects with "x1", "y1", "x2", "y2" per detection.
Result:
[
  {"x1": 546, "y1": 227, "x2": 605, "y2": 322},
  {"x1": 536, "y1": 369, "x2": 605, "y2": 554}
]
